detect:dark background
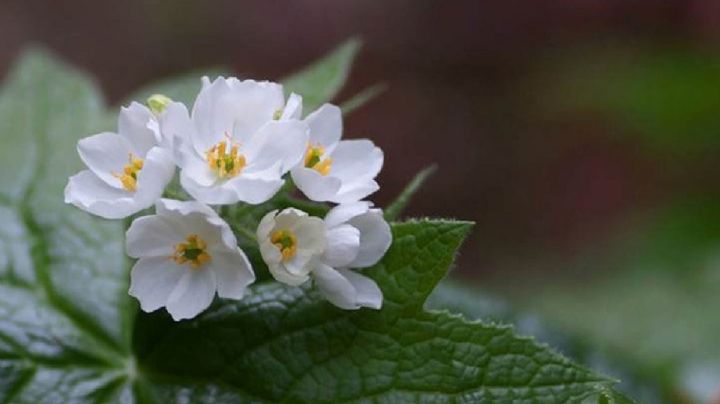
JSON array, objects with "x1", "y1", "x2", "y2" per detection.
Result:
[{"x1": 2, "y1": 1, "x2": 720, "y2": 400}]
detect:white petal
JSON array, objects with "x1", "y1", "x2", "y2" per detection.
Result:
[
  {"x1": 190, "y1": 77, "x2": 233, "y2": 154},
  {"x1": 191, "y1": 77, "x2": 284, "y2": 154},
  {"x1": 330, "y1": 139, "x2": 383, "y2": 182},
  {"x1": 159, "y1": 101, "x2": 193, "y2": 152},
  {"x1": 257, "y1": 210, "x2": 279, "y2": 240},
  {"x1": 166, "y1": 267, "x2": 217, "y2": 321},
  {"x1": 293, "y1": 216, "x2": 327, "y2": 254},
  {"x1": 133, "y1": 147, "x2": 175, "y2": 206},
  {"x1": 349, "y1": 209, "x2": 392, "y2": 268},
  {"x1": 268, "y1": 262, "x2": 310, "y2": 286},
  {"x1": 182, "y1": 173, "x2": 283, "y2": 205},
  {"x1": 323, "y1": 224, "x2": 360, "y2": 268},
  {"x1": 64, "y1": 170, "x2": 144, "y2": 219},
  {"x1": 313, "y1": 263, "x2": 358, "y2": 310},
  {"x1": 335, "y1": 268, "x2": 382, "y2": 309},
  {"x1": 155, "y1": 198, "x2": 217, "y2": 218},
  {"x1": 226, "y1": 79, "x2": 285, "y2": 142},
  {"x1": 281, "y1": 93, "x2": 303, "y2": 120},
  {"x1": 125, "y1": 215, "x2": 182, "y2": 258},
  {"x1": 324, "y1": 201, "x2": 372, "y2": 229},
  {"x1": 178, "y1": 141, "x2": 216, "y2": 187},
  {"x1": 282, "y1": 250, "x2": 315, "y2": 277},
  {"x1": 291, "y1": 167, "x2": 342, "y2": 202},
  {"x1": 77, "y1": 132, "x2": 134, "y2": 188},
  {"x1": 129, "y1": 256, "x2": 186, "y2": 313},
  {"x1": 335, "y1": 180, "x2": 380, "y2": 204},
  {"x1": 210, "y1": 248, "x2": 255, "y2": 300},
  {"x1": 244, "y1": 120, "x2": 308, "y2": 174},
  {"x1": 223, "y1": 175, "x2": 284, "y2": 204},
  {"x1": 179, "y1": 174, "x2": 232, "y2": 205},
  {"x1": 155, "y1": 198, "x2": 238, "y2": 251},
  {"x1": 305, "y1": 104, "x2": 342, "y2": 148},
  {"x1": 243, "y1": 160, "x2": 283, "y2": 181},
  {"x1": 259, "y1": 239, "x2": 283, "y2": 267},
  {"x1": 119, "y1": 102, "x2": 159, "y2": 155},
  {"x1": 274, "y1": 208, "x2": 307, "y2": 228}
]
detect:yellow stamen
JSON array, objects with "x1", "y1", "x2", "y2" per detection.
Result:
[
  {"x1": 304, "y1": 144, "x2": 332, "y2": 176},
  {"x1": 173, "y1": 234, "x2": 212, "y2": 269},
  {"x1": 272, "y1": 109, "x2": 283, "y2": 120},
  {"x1": 270, "y1": 229, "x2": 298, "y2": 262},
  {"x1": 206, "y1": 139, "x2": 246, "y2": 179},
  {"x1": 113, "y1": 153, "x2": 144, "y2": 192}
]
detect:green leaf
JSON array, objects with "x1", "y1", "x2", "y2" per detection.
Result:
[
  {"x1": 135, "y1": 221, "x2": 620, "y2": 402},
  {"x1": 428, "y1": 281, "x2": 670, "y2": 403},
  {"x1": 282, "y1": 38, "x2": 361, "y2": 113},
  {"x1": 0, "y1": 49, "x2": 133, "y2": 402},
  {"x1": 385, "y1": 165, "x2": 437, "y2": 221},
  {"x1": 340, "y1": 83, "x2": 387, "y2": 115}
]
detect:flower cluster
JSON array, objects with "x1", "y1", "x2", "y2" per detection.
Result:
[{"x1": 65, "y1": 77, "x2": 390, "y2": 320}]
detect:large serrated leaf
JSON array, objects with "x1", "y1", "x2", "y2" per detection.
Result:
[{"x1": 134, "y1": 221, "x2": 620, "y2": 403}]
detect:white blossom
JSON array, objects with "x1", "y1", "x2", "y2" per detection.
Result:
[
  {"x1": 64, "y1": 102, "x2": 174, "y2": 219},
  {"x1": 314, "y1": 202, "x2": 391, "y2": 309},
  {"x1": 290, "y1": 104, "x2": 383, "y2": 203},
  {"x1": 258, "y1": 203, "x2": 391, "y2": 310},
  {"x1": 257, "y1": 208, "x2": 326, "y2": 286},
  {"x1": 127, "y1": 199, "x2": 255, "y2": 321},
  {"x1": 173, "y1": 77, "x2": 308, "y2": 205}
]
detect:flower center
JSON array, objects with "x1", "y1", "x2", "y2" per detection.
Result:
[
  {"x1": 206, "y1": 140, "x2": 246, "y2": 179},
  {"x1": 271, "y1": 229, "x2": 297, "y2": 262},
  {"x1": 304, "y1": 144, "x2": 332, "y2": 176},
  {"x1": 113, "y1": 153, "x2": 144, "y2": 192},
  {"x1": 173, "y1": 234, "x2": 212, "y2": 268}
]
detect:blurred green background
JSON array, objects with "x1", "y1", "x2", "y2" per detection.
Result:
[{"x1": 1, "y1": 1, "x2": 719, "y2": 402}]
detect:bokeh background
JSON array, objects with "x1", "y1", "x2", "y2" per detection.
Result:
[{"x1": 1, "y1": 1, "x2": 719, "y2": 402}]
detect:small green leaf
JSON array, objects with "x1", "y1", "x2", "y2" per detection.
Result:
[
  {"x1": 282, "y1": 38, "x2": 361, "y2": 112},
  {"x1": 385, "y1": 165, "x2": 437, "y2": 221},
  {"x1": 340, "y1": 83, "x2": 387, "y2": 115}
]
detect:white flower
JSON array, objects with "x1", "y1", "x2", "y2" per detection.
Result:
[
  {"x1": 257, "y1": 203, "x2": 391, "y2": 310},
  {"x1": 290, "y1": 104, "x2": 383, "y2": 203},
  {"x1": 64, "y1": 102, "x2": 175, "y2": 219},
  {"x1": 127, "y1": 199, "x2": 255, "y2": 321},
  {"x1": 257, "y1": 208, "x2": 326, "y2": 286},
  {"x1": 314, "y1": 201, "x2": 391, "y2": 310},
  {"x1": 174, "y1": 77, "x2": 308, "y2": 205}
]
